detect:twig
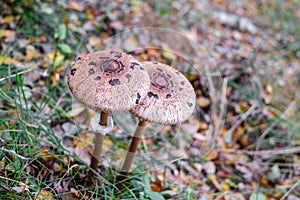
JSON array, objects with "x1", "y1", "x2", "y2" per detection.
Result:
[
  {"x1": 214, "y1": 77, "x2": 228, "y2": 141},
  {"x1": 255, "y1": 100, "x2": 296, "y2": 156},
  {"x1": 53, "y1": 164, "x2": 80, "y2": 191},
  {"x1": 0, "y1": 147, "x2": 32, "y2": 160},
  {"x1": 0, "y1": 69, "x2": 32, "y2": 83},
  {"x1": 224, "y1": 103, "x2": 258, "y2": 139},
  {"x1": 219, "y1": 147, "x2": 300, "y2": 156},
  {"x1": 280, "y1": 179, "x2": 300, "y2": 200}
]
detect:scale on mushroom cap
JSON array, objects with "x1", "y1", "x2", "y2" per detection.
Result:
[
  {"x1": 68, "y1": 50, "x2": 150, "y2": 171},
  {"x1": 121, "y1": 61, "x2": 196, "y2": 174}
]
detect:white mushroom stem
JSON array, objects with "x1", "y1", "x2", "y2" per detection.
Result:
[
  {"x1": 121, "y1": 119, "x2": 147, "y2": 173},
  {"x1": 90, "y1": 112, "x2": 113, "y2": 171}
]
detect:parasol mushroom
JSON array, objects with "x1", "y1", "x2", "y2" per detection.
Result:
[
  {"x1": 68, "y1": 50, "x2": 150, "y2": 171},
  {"x1": 121, "y1": 61, "x2": 196, "y2": 173}
]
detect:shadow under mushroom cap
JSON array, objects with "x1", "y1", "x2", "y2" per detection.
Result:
[
  {"x1": 130, "y1": 61, "x2": 196, "y2": 125},
  {"x1": 67, "y1": 50, "x2": 151, "y2": 112}
]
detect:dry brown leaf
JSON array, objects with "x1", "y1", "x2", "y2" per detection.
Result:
[
  {"x1": 265, "y1": 83, "x2": 273, "y2": 95},
  {"x1": 260, "y1": 176, "x2": 269, "y2": 187},
  {"x1": 204, "y1": 149, "x2": 218, "y2": 161},
  {"x1": 147, "y1": 49, "x2": 160, "y2": 58},
  {"x1": 224, "y1": 193, "x2": 246, "y2": 200},
  {"x1": 74, "y1": 146, "x2": 90, "y2": 165},
  {"x1": 110, "y1": 21, "x2": 123, "y2": 30},
  {"x1": 198, "y1": 121, "x2": 209, "y2": 131},
  {"x1": 203, "y1": 161, "x2": 216, "y2": 174},
  {"x1": 151, "y1": 179, "x2": 163, "y2": 192},
  {"x1": 0, "y1": 56, "x2": 19, "y2": 65},
  {"x1": 264, "y1": 94, "x2": 272, "y2": 104},
  {"x1": 12, "y1": 183, "x2": 29, "y2": 193},
  {"x1": 67, "y1": 1, "x2": 84, "y2": 11},
  {"x1": 50, "y1": 71, "x2": 60, "y2": 85},
  {"x1": 26, "y1": 48, "x2": 39, "y2": 61},
  {"x1": 207, "y1": 174, "x2": 222, "y2": 191},
  {"x1": 88, "y1": 35, "x2": 101, "y2": 47}
]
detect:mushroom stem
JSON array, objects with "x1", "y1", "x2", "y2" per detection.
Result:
[
  {"x1": 90, "y1": 111, "x2": 109, "y2": 171},
  {"x1": 99, "y1": 111, "x2": 109, "y2": 126},
  {"x1": 121, "y1": 119, "x2": 147, "y2": 173}
]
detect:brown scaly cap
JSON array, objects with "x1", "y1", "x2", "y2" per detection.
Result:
[
  {"x1": 130, "y1": 61, "x2": 196, "y2": 124},
  {"x1": 68, "y1": 50, "x2": 150, "y2": 112}
]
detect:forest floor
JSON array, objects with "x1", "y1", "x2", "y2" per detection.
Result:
[{"x1": 0, "y1": 0, "x2": 300, "y2": 199}]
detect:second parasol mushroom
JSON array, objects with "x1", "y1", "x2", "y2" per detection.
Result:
[
  {"x1": 121, "y1": 61, "x2": 196, "y2": 173},
  {"x1": 68, "y1": 50, "x2": 150, "y2": 171}
]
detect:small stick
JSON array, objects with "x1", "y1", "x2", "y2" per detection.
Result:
[
  {"x1": 121, "y1": 119, "x2": 147, "y2": 174},
  {"x1": 90, "y1": 111, "x2": 108, "y2": 170}
]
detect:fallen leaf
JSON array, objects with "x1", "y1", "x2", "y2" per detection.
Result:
[
  {"x1": 123, "y1": 37, "x2": 138, "y2": 52},
  {"x1": 26, "y1": 48, "x2": 38, "y2": 61},
  {"x1": 12, "y1": 183, "x2": 29, "y2": 193},
  {"x1": 67, "y1": 103, "x2": 85, "y2": 117},
  {"x1": 224, "y1": 193, "x2": 246, "y2": 200},
  {"x1": 109, "y1": 20, "x2": 123, "y2": 29},
  {"x1": 267, "y1": 164, "x2": 281, "y2": 181},
  {"x1": 260, "y1": 176, "x2": 269, "y2": 187},
  {"x1": 0, "y1": 16, "x2": 14, "y2": 24},
  {"x1": 203, "y1": 161, "x2": 216, "y2": 174},
  {"x1": 47, "y1": 51, "x2": 65, "y2": 65},
  {"x1": 74, "y1": 146, "x2": 90, "y2": 165},
  {"x1": 162, "y1": 49, "x2": 176, "y2": 60},
  {"x1": 0, "y1": 56, "x2": 18, "y2": 65},
  {"x1": 37, "y1": 190, "x2": 54, "y2": 200},
  {"x1": 88, "y1": 35, "x2": 101, "y2": 47},
  {"x1": 147, "y1": 49, "x2": 160, "y2": 58},
  {"x1": 0, "y1": 29, "x2": 16, "y2": 42},
  {"x1": 207, "y1": 174, "x2": 222, "y2": 191},
  {"x1": 151, "y1": 179, "x2": 163, "y2": 192},
  {"x1": 198, "y1": 121, "x2": 209, "y2": 131},
  {"x1": 58, "y1": 43, "x2": 72, "y2": 54},
  {"x1": 204, "y1": 149, "x2": 218, "y2": 161},
  {"x1": 50, "y1": 71, "x2": 60, "y2": 85},
  {"x1": 67, "y1": 1, "x2": 84, "y2": 11},
  {"x1": 197, "y1": 96, "x2": 211, "y2": 107},
  {"x1": 249, "y1": 192, "x2": 268, "y2": 200}
]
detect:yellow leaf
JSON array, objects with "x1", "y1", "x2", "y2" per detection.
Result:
[
  {"x1": 47, "y1": 51, "x2": 64, "y2": 65},
  {"x1": 0, "y1": 56, "x2": 14, "y2": 65},
  {"x1": 187, "y1": 74, "x2": 199, "y2": 81},
  {"x1": 37, "y1": 190, "x2": 53, "y2": 200},
  {"x1": 204, "y1": 149, "x2": 218, "y2": 161},
  {"x1": 50, "y1": 71, "x2": 60, "y2": 85},
  {"x1": 222, "y1": 182, "x2": 230, "y2": 192},
  {"x1": 103, "y1": 137, "x2": 113, "y2": 151},
  {"x1": 0, "y1": 29, "x2": 16, "y2": 42},
  {"x1": 0, "y1": 16, "x2": 14, "y2": 24},
  {"x1": 197, "y1": 96, "x2": 210, "y2": 107},
  {"x1": 26, "y1": 49, "x2": 37, "y2": 61}
]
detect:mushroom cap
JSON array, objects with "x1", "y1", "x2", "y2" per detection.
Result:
[
  {"x1": 68, "y1": 50, "x2": 150, "y2": 112},
  {"x1": 130, "y1": 61, "x2": 196, "y2": 124}
]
